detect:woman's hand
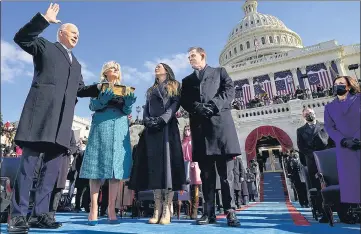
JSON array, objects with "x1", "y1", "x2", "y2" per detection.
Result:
[
  {"x1": 98, "y1": 88, "x2": 114, "y2": 104},
  {"x1": 123, "y1": 93, "x2": 137, "y2": 106}
]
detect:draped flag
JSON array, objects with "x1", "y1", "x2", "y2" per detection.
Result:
[
  {"x1": 307, "y1": 68, "x2": 332, "y2": 92},
  {"x1": 275, "y1": 75, "x2": 295, "y2": 95}
]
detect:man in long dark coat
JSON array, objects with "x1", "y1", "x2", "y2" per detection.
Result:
[
  {"x1": 8, "y1": 4, "x2": 99, "y2": 233},
  {"x1": 297, "y1": 107, "x2": 332, "y2": 223},
  {"x1": 180, "y1": 47, "x2": 241, "y2": 227}
]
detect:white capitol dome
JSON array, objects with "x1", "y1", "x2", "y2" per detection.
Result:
[{"x1": 220, "y1": 0, "x2": 303, "y2": 66}]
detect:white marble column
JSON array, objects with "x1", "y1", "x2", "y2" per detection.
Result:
[
  {"x1": 268, "y1": 72, "x2": 277, "y2": 96},
  {"x1": 335, "y1": 58, "x2": 347, "y2": 76},
  {"x1": 291, "y1": 68, "x2": 300, "y2": 88},
  {"x1": 248, "y1": 77, "x2": 255, "y2": 99}
]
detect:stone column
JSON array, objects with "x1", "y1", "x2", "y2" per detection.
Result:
[
  {"x1": 248, "y1": 77, "x2": 255, "y2": 99},
  {"x1": 335, "y1": 58, "x2": 347, "y2": 76},
  {"x1": 268, "y1": 72, "x2": 277, "y2": 96},
  {"x1": 291, "y1": 68, "x2": 300, "y2": 88},
  {"x1": 324, "y1": 60, "x2": 333, "y2": 79}
]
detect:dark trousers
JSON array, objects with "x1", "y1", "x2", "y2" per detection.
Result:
[
  {"x1": 75, "y1": 181, "x2": 90, "y2": 210},
  {"x1": 234, "y1": 190, "x2": 242, "y2": 208},
  {"x1": 10, "y1": 146, "x2": 63, "y2": 217},
  {"x1": 292, "y1": 176, "x2": 308, "y2": 206},
  {"x1": 199, "y1": 156, "x2": 235, "y2": 216}
]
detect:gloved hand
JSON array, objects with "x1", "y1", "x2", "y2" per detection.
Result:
[
  {"x1": 194, "y1": 102, "x2": 215, "y2": 118},
  {"x1": 123, "y1": 92, "x2": 137, "y2": 107},
  {"x1": 98, "y1": 88, "x2": 114, "y2": 105},
  {"x1": 150, "y1": 117, "x2": 166, "y2": 130},
  {"x1": 341, "y1": 138, "x2": 361, "y2": 151}
]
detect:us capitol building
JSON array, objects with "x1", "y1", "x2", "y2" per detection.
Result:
[{"x1": 73, "y1": 0, "x2": 360, "y2": 170}]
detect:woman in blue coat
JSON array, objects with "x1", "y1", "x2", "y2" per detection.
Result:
[
  {"x1": 79, "y1": 61, "x2": 136, "y2": 224},
  {"x1": 324, "y1": 75, "x2": 360, "y2": 204}
]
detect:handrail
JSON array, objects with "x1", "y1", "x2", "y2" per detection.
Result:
[{"x1": 281, "y1": 157, "x2": 293, "y2": 202}]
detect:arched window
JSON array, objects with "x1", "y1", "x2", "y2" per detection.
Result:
[
  {"x1": 229, "y1": 51, "x2": 232, "y2": 57},
  {"x1": 240, "y1": 44, "x2": 243, "y2": 51},
  {"x1": 269, "y1": 36, "x2": 273, "y2": 43},
  {"x1": 277, "y1": 36, "x2": 280, "y2": 43},
  {"x1": 234, "y1": 47, "x2": 237, "y2": 54},
  {"x1": 246, "y1": 41, "x2": 250, "y2": 49},
  {"x1": 261, "y1": 37, "x2": 265, "y2": 44}
]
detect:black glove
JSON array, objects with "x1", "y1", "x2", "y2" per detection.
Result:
[
  {"x1": 144, "y1": 117, "x2": 166, "y2": 131},
  {"x1": 194, "y1": 102, "x2": 215, "y2": 118},
  {"x1": 341, "y1": 138, "x2": 361, "y2": 151}
]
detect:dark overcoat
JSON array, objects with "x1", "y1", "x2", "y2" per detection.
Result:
[
  {"x1": 296, "y1": 121, "x2": 330, "y2": 169},
  {"x1": 324, "y1": 93, "x2": 360, "y2": 203},
  {"x1": 13, "y1": 13, "x2": 99, "y2": 152},
  {"x1": 56, "y1": 130, "x2": 78, "y2": 189},
  {"x1": 180, "y1": 65, "x2": 241, "y2": 161},
  {"x1": 129, "y1": 80, "x2": 186, "y2": 191},
  {"x1": 233, "y1": 157, "x2": 246, "y2": 191}
]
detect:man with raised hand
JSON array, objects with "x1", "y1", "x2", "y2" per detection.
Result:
[{"x1": 8, "y1": 3, "x2": 99, "y2": 233}]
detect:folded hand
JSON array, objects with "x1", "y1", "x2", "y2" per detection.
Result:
[
  {"x1": 123, "y1": 93, "x2": 137, "y2": 106},
  {"x1": 98, "y1": 88, "x2": 114, "y2": 104}
]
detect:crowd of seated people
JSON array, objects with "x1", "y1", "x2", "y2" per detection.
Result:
[{"x1": 231, "y1": 85, "x2": 334, "y2": 110}]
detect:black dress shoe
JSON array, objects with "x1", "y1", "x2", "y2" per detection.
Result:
[
  {"x1": 318, "y1": 215, "x2": 329, "y2": 223},
  {"x1": 29, "y1": 213, "x2": 62, "y2": 229},
  {"x1": 7, "y1": 216, "x2": 29, "y2": 234},
  {"x1": 196, "y1": 214, "x2": 217, "y2": 225},
  {"x1": 226, "y1": 211, "x2": 240, "y2": 227}
]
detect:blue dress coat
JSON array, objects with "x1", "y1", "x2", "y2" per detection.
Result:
[
  {"x1": 80, "y1": 92, "x2": 133, "y2": 180},
  {"x1": 324, "y1": 93, "x2": 360, "y2": 203}
]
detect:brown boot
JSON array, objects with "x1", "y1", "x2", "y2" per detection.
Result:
[
  {"x1": 148, "y1": 190, "x2": 162, "y2": 224},
  {"x1": 159, "y1": 190, "x2": 174, "y2": 225},
  {"x1": 190, "y1": 185, "x2": 199, "y2": 220}
]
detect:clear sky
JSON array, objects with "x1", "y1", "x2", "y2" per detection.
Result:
[{"x1": 1, "y1": 1, "x2": 360, "y2": 122}]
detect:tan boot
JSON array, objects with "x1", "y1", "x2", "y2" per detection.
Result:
[
  {"x1": 190, "y1": 185, "x2": 199, "y2": 220},
  {"x1": 148, "y1": 190, "x2": 162, "y2": 224},
  {"x1": 159, "y1": 190, "x2": 174, "y2": 225}
]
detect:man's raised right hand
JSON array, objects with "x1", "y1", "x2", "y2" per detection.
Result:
[{"x1": 43, "y1": 3, "x2": 61, "y2": 24}]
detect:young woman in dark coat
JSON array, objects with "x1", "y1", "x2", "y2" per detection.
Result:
[{"x1": 129, "y1": 63, "x2": 186, "y2": 225}]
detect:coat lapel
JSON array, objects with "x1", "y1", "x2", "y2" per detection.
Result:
[
  {"x1": 201, "y1": 66, "x2": 215, "y2": 83},
  {"x1": 55, "y1": 42, "x2": 72, "y2": 65},
  {"x1": 343, "y1": 93, "x2": 357, "y2": 114}
]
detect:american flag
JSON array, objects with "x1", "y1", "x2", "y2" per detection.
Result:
[
  {"x1": 307, "y1": 68, "x2": 332, "y2": 92},
  {"x1": 275, "y1": 75, "x2": 295, "y2": 95},
  {"x1": 254, "y1": 75, "x2": 273, "y2": 99},
  {"x1": 234, "y1": 79, "x2": 251, "y2": 103}
]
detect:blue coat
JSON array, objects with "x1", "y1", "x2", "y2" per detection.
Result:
[
  {"x1": 80, "y1": 96, "x2": 133, "y2": 180},
  {"x1": 324, "y1": 93, "x2": 360, "y2": 203}
]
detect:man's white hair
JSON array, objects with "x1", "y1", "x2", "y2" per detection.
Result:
[{"x1": 56, "y1": 23, "x2": 77, "y2": 42}]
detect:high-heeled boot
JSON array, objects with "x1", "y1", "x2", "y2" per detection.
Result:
[
  {"x1": 159, "y1": 190, "x2": 174, "y2": 225},
  {"x1": 148, "y1": 190, "x2": 163, "y2": 224},
  {"x1": 190, "y1": 185, "x2": 199, "y2": 219}
]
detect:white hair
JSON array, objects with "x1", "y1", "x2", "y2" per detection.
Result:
[{"x1": 56, "y1": 23, "x2": 78, "y2": 42}]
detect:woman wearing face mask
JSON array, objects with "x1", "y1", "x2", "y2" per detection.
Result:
[
  {"x1": 182, "y1": 125, "x2": 202, "y2": 219},
  {"x1": 128, "y1": 63, "x2": 186, "y2": 225},
  {"x1": 324, "y1": 76, "x2": 360, "y2": 205}
]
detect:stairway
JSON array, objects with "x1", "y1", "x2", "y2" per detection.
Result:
[{"x1": 262, "y1": 172, "x2": 286, "y2": 202}]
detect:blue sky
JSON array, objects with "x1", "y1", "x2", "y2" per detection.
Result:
[{"x1": 1, "y1": 1, "x2": 360, "y2": 122}]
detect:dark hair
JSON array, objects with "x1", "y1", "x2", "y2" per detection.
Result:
[
  {"x1": 333, "y1": 75, "x2": 360, "y2": 95},
  {"x1": 147, "y1": 63, "x2": 180, "y2": 97}
]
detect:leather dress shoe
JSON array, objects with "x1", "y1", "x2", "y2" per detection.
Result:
[
  {"x1": 226, "y1": 211, "x2": 241, "y2": 227},
  {"x1": 318, "y1": 215, "x2": 329, "y2": 223},
  {"x1": 7, "y1": 216, "x2": 29, "y2": 234},
  {"x1": 196, "y1": 214, "x2": 217, "y2": 225},
  {"x1": 29, "y1": 213, "x2": 62, "y2": 229}
]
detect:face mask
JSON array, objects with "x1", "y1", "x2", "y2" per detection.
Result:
[
  {"x1": 305, "y1": 113, "x2": 315, "y2": 122},
  {"x1": 335, "y1": 84, "x2": 347, "y2": 96}
]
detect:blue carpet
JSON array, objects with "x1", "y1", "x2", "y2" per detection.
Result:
[{"x1": 2, "y1": 172, "x2": 360, "y2": 233}]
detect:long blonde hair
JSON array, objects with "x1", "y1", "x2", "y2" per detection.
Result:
[{"x1": 100, "y1": 61, "x2": 121, "y2": 85}]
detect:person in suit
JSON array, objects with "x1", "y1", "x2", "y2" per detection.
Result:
[
  {"x1": 324, "y1": 76, "x2": 360, "y2": 204},
  {"x1": 8, "y1": 4, "x2": 100, "y2": 233},
  {"x1": 129, "y1": 63, "x2": 186, "y2": 225},
  {"x1": 233, "y1": 156, "x2": 246, "y2": 209},
  {"x1": 180, "y1": 47, "x2": 241, "y2": 227},
  {"x1": 28, "y1": 130, "x2": 78, "y2": 228},
  {"x1": 79, "y1": 61, "x2": 136, "y2": 225},
  {"x1": 297, "y1": 107, "x2": 331, "y2": 223}
]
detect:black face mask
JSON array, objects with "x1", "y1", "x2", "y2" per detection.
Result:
[
  {"x1": 335, "y1": 84, "x2": 347, "y2": 96},
  {"x1": 305, "y1": 113, "x2": 315, "y2": 122}
]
